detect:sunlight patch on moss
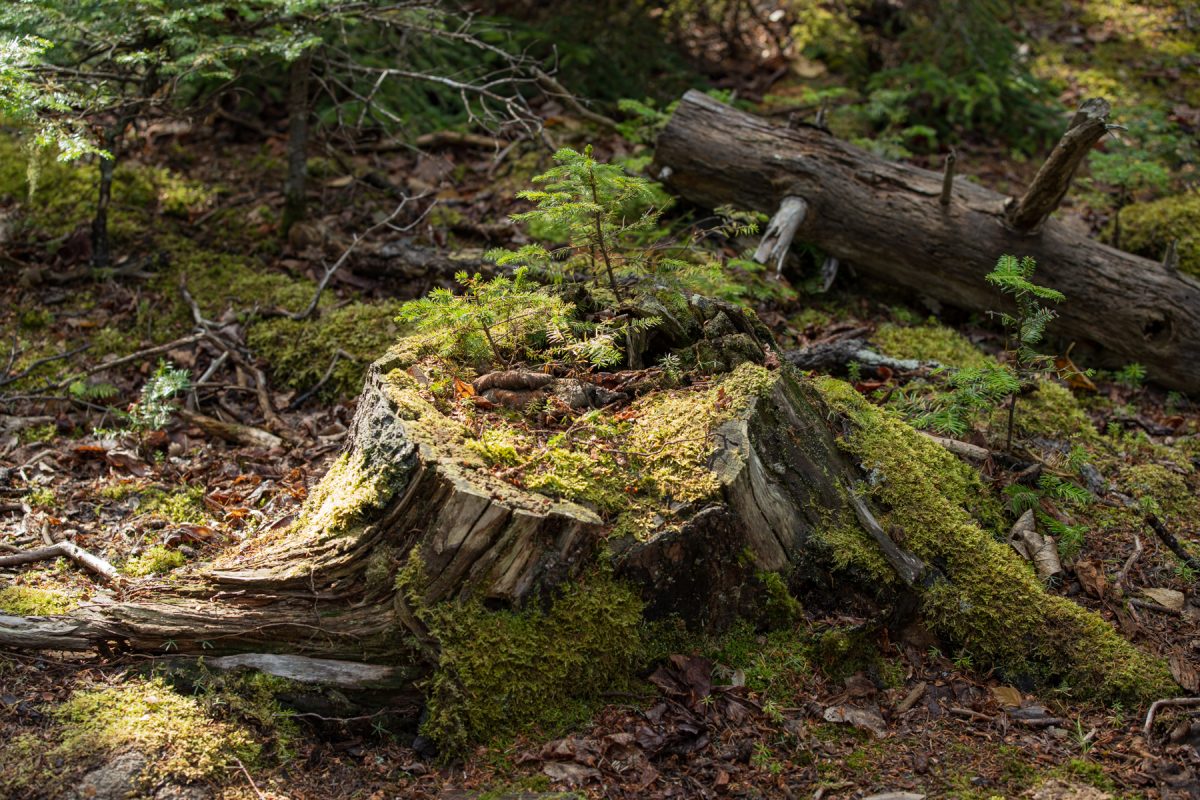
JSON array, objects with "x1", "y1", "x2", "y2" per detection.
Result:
[
  {"x1": 0, "y1": 585, "x2": 76, "y2": 616},
  {"x1": 123, "y1": 545, "x2": 187, "y2": 577}
]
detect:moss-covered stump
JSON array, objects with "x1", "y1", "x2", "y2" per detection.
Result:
[{"x1": 0, "y1": 336, "x2": 1177, "y2": 751}]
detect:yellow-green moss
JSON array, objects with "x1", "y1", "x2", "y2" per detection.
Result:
[
  {"x1": 419, "y1": 573, "x2": 644, "y2": 755},
  {"x1": 1118, "y1": 463, "x2": 1198, "y2": 522},
  {"x1": 992, "y1": 379, "x2": 1098, "y2": 444},
  {"x1": 0, "y1": 585, "x2": 76, "y2": 616},
  {"x1": 461, "y1": 362, "x2": 779, "y2": 537},
  {"x1": 123, "y1": 545, "x2": 188, "y2": 577},
  {"x1": 139, "y1": 485, "x2": 209, "y2": 524},
  {"x1": 0, "y1": 135, "x2": 213, "y2": 243},
  {"x1": 0, "y1": 676, "x2": 260, "y2": 797},
  {"x1": 1118, "y1": 193, "x2": 1200, "y2": 277},
  {"x1": 293, "y1": 452, "x2": 399, "y2": 537},
  {"x1": 816, "y1": 376, "x2": 1175, "y2": 702},
  {"x1": 874, "y1": 321, "x2": 994, "y2": 369},
  {"x1": 23, "y1": 486, "x2": 56, "y2": 508},
  {"x1": 249, "y1": 300, "x2": 405, "y2": 400}
]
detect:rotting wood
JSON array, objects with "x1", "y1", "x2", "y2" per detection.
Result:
[{"x1": 654, "y1": 91, "x2": 1200, "y2": 392}]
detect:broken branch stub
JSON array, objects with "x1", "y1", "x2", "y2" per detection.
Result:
[
  {"x1": 753, "y1": 195, "x2": 808, "y2": 275},
  {"x1": 1004, "y1": 98, "x2": 1111, "y2": 232}
]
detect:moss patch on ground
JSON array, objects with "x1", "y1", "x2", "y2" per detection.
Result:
[
  {"x1": 0, "y1": 676, "x2": 260, "y2": 797},
  {"x1": 249, "y1": 300, "x2": 405, "y2": 399},
  {"x1": 873, "y1": 321, "x2": 993, "y2": 369},
  {"x1": 1118, "y1": 192, "x2": 1200, "y2": 277},
  {"x1": 816, "y1": 376, "x2": 1175, "y2": 703}
]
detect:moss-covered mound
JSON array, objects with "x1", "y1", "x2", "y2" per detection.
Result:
[
  {"x1": 1118, "y1": 192, "x2": 1200, "y2": 277},
  {"x1": 817, "y1": 377, "x2": 1175, "y2": 703},
  {"x1": 0, "y1": 676, "x2": 262, "y2": 797},
  {"x1": 873, "y1": 321, "x2": 994, "y2": 369}
]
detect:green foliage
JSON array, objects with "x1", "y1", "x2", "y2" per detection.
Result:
[
  {"x1": 1118, "y1": 192, "x2": 1200, "y2": 277},
  {"x1": 397, "y1": 268, "x2": 582, "y2": 368},
  {"x1": 864, "y1": 0, "x2": 1055, "y2": 151},
  {"x1": 124, "y1": 362, "x2": 190, "y2": 434},
  {"x1": 901, "y1": 364, "x2": 1021, "y2": 437},
  {"x1": 1112, "y1": 363, "x2": 1147, "y2": 390},
  {"x1": 497, "y1": 145, "x2": 663, "y2": 300},
  {"x1": 986, "y1": 254, "x2": 1064, "y2": 448}
]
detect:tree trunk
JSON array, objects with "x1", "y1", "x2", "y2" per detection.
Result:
[
  {"x1": 653, "y1": 91, "x2": 1200, "y2": 393},
  {"x1": 282, "y1": 52, "x2": 313, "y2": 235},
  {"x1": 0, "y1": 330, "x2": 1173, "y2": 709},
  {"x1": 91, "y1": 126, "x2": 120, "y2": 269}
]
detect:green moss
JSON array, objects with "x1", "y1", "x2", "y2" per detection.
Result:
[
  {"x1": 1118, "y1": 193, "x2": 1200, "y2": 277},
  {"x1": 139, "y1": 485, "x2": 209, "y2": 524},
  {"x1": 1118, "y1": 463, "x2": 1198, "y2": 522},
  {"x1": 458, "y1": 361, "x2": 779, "y2": 538},
  {"x1": 249, "y1": 300, "x2": 405, "y2": 400},
  {"x1": 420, "y1": 572, "x2": 644, "y2": 755},
  {"x1": 816, "y1": 376, "x2": 1175, "y2": 703},
  {"x1": 23, "y1": 486, "x2": 56, "y2": 507},
  {"x1": 294, "y1": 451, "x2": 404, "y2": 537},
  {"x1": 757, "y1": 570, "x2": 803, "y2": 629},
  {"x1": 0, "y1": 135, "x2": 213, "y2": 244},
  {"x1": 995, "y1": 380, "x2": 1098, "y2": 444},
  {"x1": 874, "y1": 321, "x2": 993, "y2": 369},
  {"x1": 123, "y1": 545, "x2": 187, "y2": 577},
  {"x1": 0, "y1": 585, "x2": 76, "y2": 616},
  {"x1": 51, "y1": 677, "x2": 259, "y2": 784}
]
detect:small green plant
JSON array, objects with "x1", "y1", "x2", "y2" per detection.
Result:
[
  {"x1": 1113, "y1": 363, "x2": 1147, "y2": 390},
  {"x1": 985, "y1": 254, "x2": 1064, "y2": 449},
  {"x1": 397, "y1": 268, "x2": 583, "y2": 368},
  {"x1": 492, "y1": 145, "x2": 663, "y2": 302},
  {"x1": 905, "y1": 364, "x2": 1021, "y2": 436},
  {"x1": 126, "y1": 362, "x2": 190, "y2": 434}
]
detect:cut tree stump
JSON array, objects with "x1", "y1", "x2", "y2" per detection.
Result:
[
  {"x1": 654, "y1": 91, "x2": 1200, "y2": 393},
  {"x1": 0, "y1": 333, "x2": 1176, "y2": 707}
]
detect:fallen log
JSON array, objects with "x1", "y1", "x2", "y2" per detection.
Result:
[
  {"x1": 0, "y1": 325, "x2": 1178, "y2": 746},
  {"x1": 654, "y1": 91, "x2": 1200, "y2": 393}
]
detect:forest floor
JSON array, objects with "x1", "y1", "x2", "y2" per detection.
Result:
[{"x1": 3, "y1": 2, "x2": 1200, "y2": 799}]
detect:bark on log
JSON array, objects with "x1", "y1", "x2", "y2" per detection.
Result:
[{"x1": 654, "y1": 91, "x2": 1200, "y2": 393}]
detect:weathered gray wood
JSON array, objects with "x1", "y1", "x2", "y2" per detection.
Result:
[
  {"x1": 1005, "y1": 98, "x2": 1111, "y2": 232},
  {"x1": 654, "y1": 91, "x2": 1200, "y2": 393}
]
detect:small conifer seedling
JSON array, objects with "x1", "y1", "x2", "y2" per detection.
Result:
[{"x1": 985, "y1": 254, "x2": 1064, "y2": 449}]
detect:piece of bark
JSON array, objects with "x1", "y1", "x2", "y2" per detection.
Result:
[{"x1": 654, "y1": 91, "x2": 1200, "y2": 392}]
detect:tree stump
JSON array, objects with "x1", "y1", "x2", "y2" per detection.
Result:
[{"x1": 0, "y1": 322, "x2": 1177, "y2": 743}]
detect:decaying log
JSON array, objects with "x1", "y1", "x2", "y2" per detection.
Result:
[{"x1": 654, "y1": 91, "x2": 1200, "y2": 393}]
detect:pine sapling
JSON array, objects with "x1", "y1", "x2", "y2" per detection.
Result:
[{"x1": 985, "y1": 254, "x2": 1064, "y2": 449}]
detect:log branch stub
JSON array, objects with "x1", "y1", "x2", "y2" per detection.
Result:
[
  {"x1": 1004, "y1": 98, "x2": 1111, "y2": 232},
  {"x1": 940, "y1": 150, "x2": 956, "y2": 206},
  {"x1": 753, "y1": 195, "x2": 808, "y2": 275}
]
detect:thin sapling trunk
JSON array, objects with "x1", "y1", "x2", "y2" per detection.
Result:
[{"x1": 283, "y1": 51, "x2": 313, "y2": 235}]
